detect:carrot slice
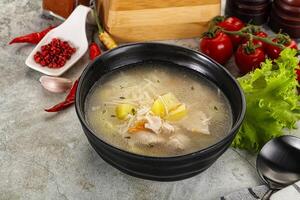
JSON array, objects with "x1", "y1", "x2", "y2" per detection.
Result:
[{"x1": 128, "y1": 120, "x2": 147, "y2": 133}]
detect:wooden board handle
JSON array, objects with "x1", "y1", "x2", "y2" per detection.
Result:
[{"x1": 106, "y1": 4, "x2": 220, "y2": 27}]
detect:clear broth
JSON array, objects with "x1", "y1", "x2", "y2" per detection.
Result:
[{"x1": 85, "y1": 62, "x2": 233, "y2": 157}]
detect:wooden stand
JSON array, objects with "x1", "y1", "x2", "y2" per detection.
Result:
[{"x1": 98, "y1": 0, "x2": 221, "y2": 42}]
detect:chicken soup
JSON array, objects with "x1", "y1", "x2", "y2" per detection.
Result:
[{"x1": 85, "y1": 61, "x2": 232, "y2": 157}]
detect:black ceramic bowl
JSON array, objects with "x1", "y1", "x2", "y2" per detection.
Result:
[{"x1": 75, "y1": 43, "x2": 246, "y2": 181}]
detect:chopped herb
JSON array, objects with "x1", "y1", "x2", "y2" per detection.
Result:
[
  {"x1": 120, "y1": 96, "x2": 126, "y2": 99},
  {"x1": 131, "y1": 108, "x2": 137, "y2": 115},
  {"x1": 102, "y1": 110, "x2": 106, "y2": 114},
  {"x1": 191, "y1": 86, "x2": 194, "y2": 90},
  {"x1": 157, "y1": 80, "x2": 160, "y2": 83},
  {"x1": 111, "y1": 115, "x2": 116, "y2": 118},
  {"x1": 214, "y1": 106, "x2": 218, "y2": 110},
  {"x1": 148, "y1": 144, "x2": 154, "y2": 148},
  {"x1": 120, "y1": 85, "x2": 124, "y2": 89},
  {"x1": 125, "y1": 136, "x2": 131, "y2": 139}
]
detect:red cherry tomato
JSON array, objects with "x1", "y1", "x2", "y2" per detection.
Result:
[
  {"x1": 266, "y1": 38, "x2": 298, "y2": 60},
  {"x1": 217, "y1": 17, "x2": 245, "y2": 48},
  {"x1": 242, "y1": 31, "x2": 268, "y2": 50},
  {"x1": 253, "y1": 31, "x2": 268, "y2": 50},
  {"x1": 235, "y1": 43, "x2": 266, "y2": 75},
  {"x1": 296, "y1": 68, "x2": 300, "y2": 82},
  {"x1": 200, "y1": 31, "x2": 233, "y2": 65}
]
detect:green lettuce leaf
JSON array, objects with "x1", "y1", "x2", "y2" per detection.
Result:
[{"x1": 232, "y1": 48, "x2": 300, "y2": 152}]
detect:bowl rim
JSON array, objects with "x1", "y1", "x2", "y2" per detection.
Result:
[{"x1": 75, "y1": 42, "x2": 246, "y2": 160}]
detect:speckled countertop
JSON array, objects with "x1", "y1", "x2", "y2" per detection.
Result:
[{"x1": 0, "y1": 1, "x2": 299, "y2": 200}]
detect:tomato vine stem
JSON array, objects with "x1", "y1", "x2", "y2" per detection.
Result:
[{"x1": 220, "y1": 28, "x2": 285, "y2": 49}]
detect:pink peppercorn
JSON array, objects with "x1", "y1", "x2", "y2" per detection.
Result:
[{"x1": 33, "y1": 38, "x2": 76, "y2": 68}]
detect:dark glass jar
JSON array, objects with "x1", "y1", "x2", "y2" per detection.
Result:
[
  {"x1": 225, "y1": 0, "x2": 272, "y2": 25},
  {"x1": 269, "y1": 0, "x2": 300, "y2": 38}
]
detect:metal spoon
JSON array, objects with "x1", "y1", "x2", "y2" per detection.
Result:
[{"x1": 256, "y1": 135, "x2": 300, "y2": 200}]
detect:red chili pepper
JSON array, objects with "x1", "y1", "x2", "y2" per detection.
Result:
[
  {"x1": 44, "y1": 100, "x2": 75, "y2": 112},
  {"x1": 45, "y1": 41, "x2": 101, "y2": 113},
  {"x1": 9, "y1": 25, "x2": 55, "y2": 45},
  {"x1": 89, "y1": 42, "x2": 101, "y2": 60},
  {"x1": 45, "y1": 79, "x2": 79, "y2": 112},
  {"x1": 65, "y1": 79, "x2": 79, "y2": 100}
]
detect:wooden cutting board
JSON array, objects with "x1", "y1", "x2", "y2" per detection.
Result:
[{"x1": 98, "y1": 0, "x2": 221, "y2": 42}]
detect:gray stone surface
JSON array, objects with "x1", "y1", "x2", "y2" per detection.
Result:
[{"x1": 0, "y1": 0, "x2": 299, "y2": 200}]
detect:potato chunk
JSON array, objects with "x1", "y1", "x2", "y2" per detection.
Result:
[
  {"x1": 165, "y1": 104, "x2": 187, "y2": 121},
  {"x1": 151, "y1": 92, "x2": 181, "y2": 117},
  {"x1": 115, "y1": 104, "x2": 136, "y2": 120},
  {"x1": 151, "y1": 98, "x2": 165, "y2": 117},
  {"x1": 161, "y1": 92, "x2": 181, "y2": 112}
]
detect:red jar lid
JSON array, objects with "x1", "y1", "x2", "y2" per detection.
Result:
[
  {"x1": 281, "y1": 0, "x2": 300, "y2": 7},
  {"x1": 274, "y1": 0, "x2": 300, "y2": 17}
]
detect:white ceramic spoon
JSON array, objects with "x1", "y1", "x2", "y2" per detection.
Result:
[{"x1": 25, "y1": 5, "x2": 92, "y2": 76}]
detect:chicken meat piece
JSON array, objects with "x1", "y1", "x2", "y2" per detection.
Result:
[
  {"x1": 161, "y1": 122, "x2": 175, "y2": 135},
  {"x1": 177, "y1": 111, "x2": 210, "y2": 135},
  {"x1": 167, "y1": 134, "x2": 190, "y2": 151},
  {"x1": 128, "y1": 131, "x2": 165, "y2": 147},
  {"x1": 144, "y1": 115, "x2": 162, "y2": 134}
]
